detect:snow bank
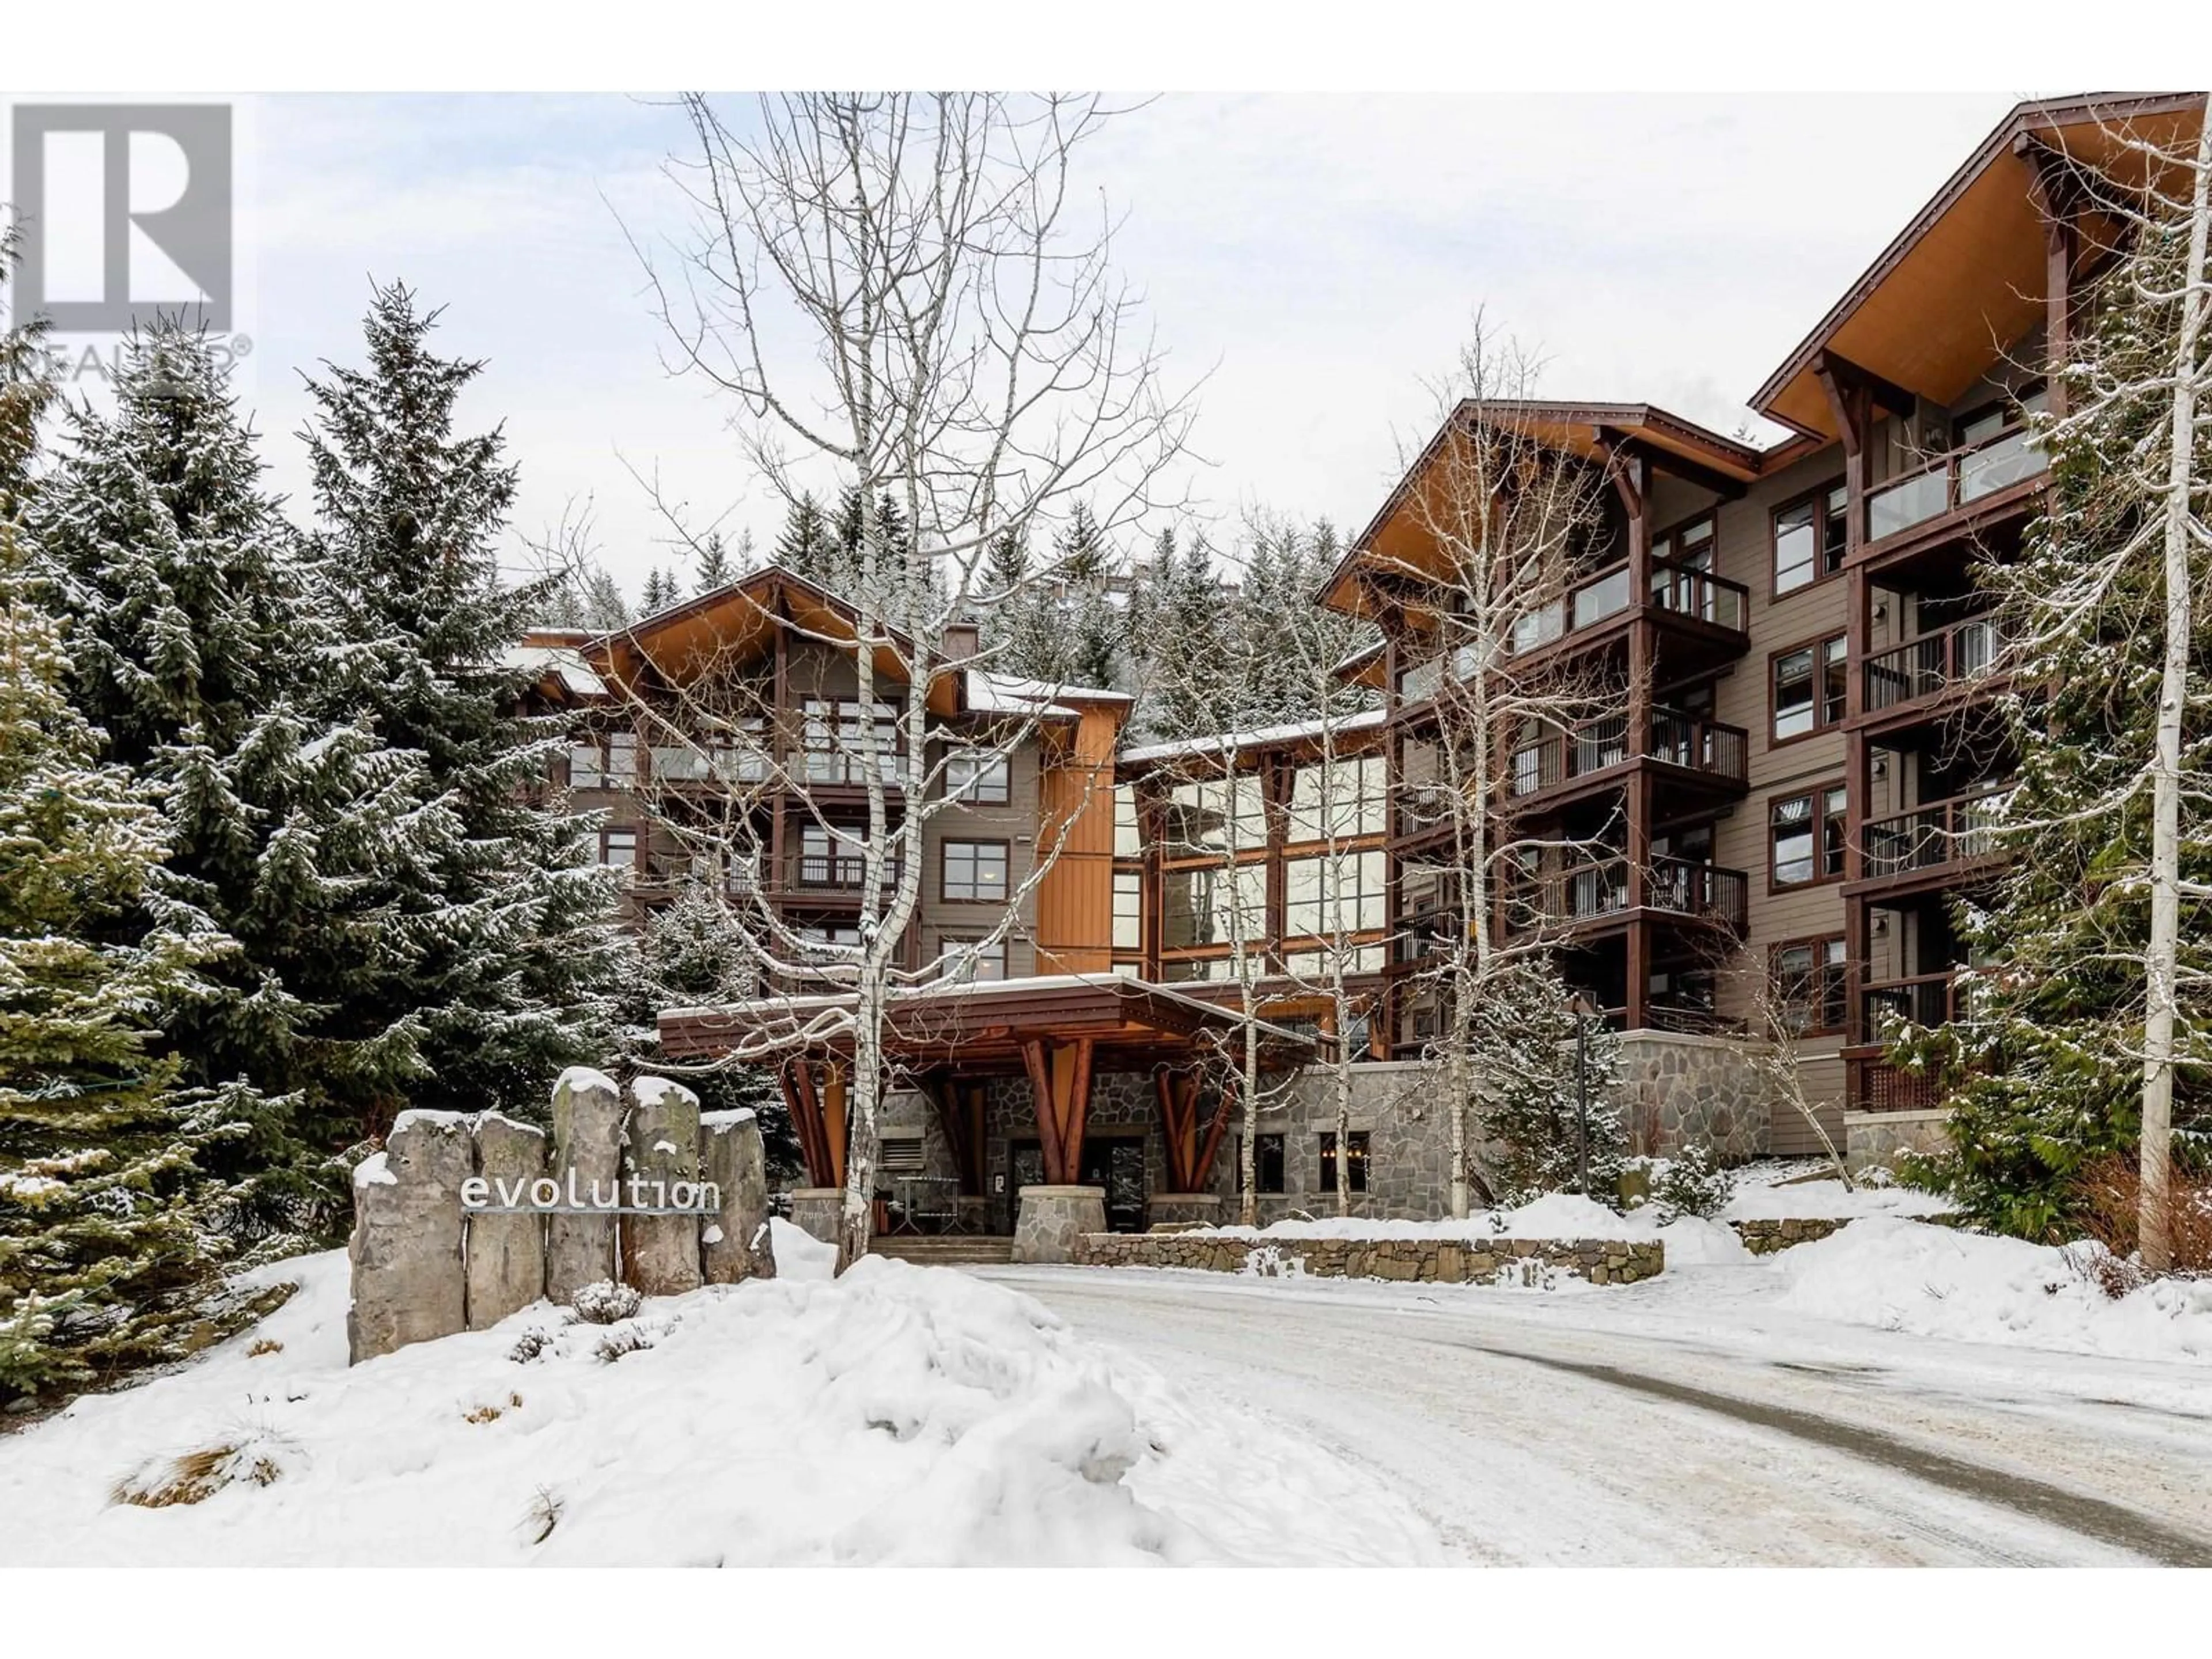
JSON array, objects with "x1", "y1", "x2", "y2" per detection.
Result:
[
  {"x1": 1776, "y1": 1218, "x2": 2212, "y2": 1363},
  {"x1": 1218, "y1": 1193, "x2": 1657, "y2": 1244},
  {"x1": 0, "y1": 1242, "x2": 1440, "y2": 1566},
  {"x1": 1723, "y1": 1169, "x2": 1950, "y2": 1223}
]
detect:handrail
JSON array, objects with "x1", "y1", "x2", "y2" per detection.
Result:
[
  {"x1": 793, "y1": 853, "x2": 902, "y2": 891},
  {"x1": 1862, "y1": 614, "x2": 2011, "y2": 713},
  {"x1": 1866, "y1": 425, "x2": 2046, "y2": 544},
  {"x1": 1862, "y1": 970, "x2": 1971, "y2": 1033},
  {"x1": 1506, "y1": 709, "x2": 1749, "y2": 797},
  {"x1": 1859, "y1": 783, "x2": 2012, "y2": 879},
  {"x1": 1520, "y1": 855, "x2": 1748, "y2": 931}
]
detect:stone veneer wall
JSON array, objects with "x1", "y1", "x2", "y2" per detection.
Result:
[
  {"x1": 1843, "y1": 1108, "x2": 1951, "y2": 1173},
  {"x1": 1072, "y1": 1230, "x2": 1665, "y2": 1286},
  {"x1": 1615, "y1": 1032, "x2": 1769, "y2": 1161},
  {"x1": 1730, "y1": 1217, "x2": 1851, "y2": 1255}
]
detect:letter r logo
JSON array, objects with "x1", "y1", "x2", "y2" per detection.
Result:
[{"x1": 10, "y1": 104, "x2": 232, "y2": 332}]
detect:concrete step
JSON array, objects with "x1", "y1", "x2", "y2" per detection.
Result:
[{"x1": 868, "y1": 1236, "x2": 1016, "y2": 1267}]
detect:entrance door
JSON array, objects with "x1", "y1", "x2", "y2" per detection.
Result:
[{"x1": 1008, "y1": 1137, "x2": 1146, "y2": 1232}]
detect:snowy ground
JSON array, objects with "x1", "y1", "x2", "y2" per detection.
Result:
[
  {"x1": 7, "y1": 1206, "x2": 2207, "y2": 1567},
  {"x1": 993, "y1": 1222, "x2": 2212, "y2": 1566},
  {"x1": 0, "y1": 1222, "x2": 1439, "y2": 1567}
]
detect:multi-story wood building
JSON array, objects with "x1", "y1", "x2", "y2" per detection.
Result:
[{"x1": 647, "y1": 92, "x2": 2201, "y2": 1239}]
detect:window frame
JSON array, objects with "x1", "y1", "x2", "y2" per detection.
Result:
[
  {"x1": 940, "y1": 933, "x2": 1008, "y2": 980},
  {"x1": 1769, "y1": 479, "x2": 1850, "y2": 598},
  {"x1": 1768, "y1": 782, "x2": 1847, "y2": 892},
  {"x1": 599, "y1": 824, "x2": 639, "y2": 874},
  {"x1": 1237, "y1": 1132, "x2": 1286, "y2": 1195},
  {"x1": 1770, "y1": 933, "x2": 1849, "y2": 1037},
  {"x1": 1768, "y1": 630, "x2": 1848, "y2": 747},
  {"x1": 939, "y1": 838, "x2": 1012, "y2": 904},
  {"x1": 1317, "y1": 1130, "x2": 1371, "y2": 1194},
  {"x1": 946, "y1": 749, "x2": 1012, "y2": 806}
]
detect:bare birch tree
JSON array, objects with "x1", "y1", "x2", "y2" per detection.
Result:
[
  {"x1": 1381, "y1": 328, "x2": 1635, "y2": 1217},
  {"x1": 632, "y1": 93, "x2": 1192, "y2": 1269}
]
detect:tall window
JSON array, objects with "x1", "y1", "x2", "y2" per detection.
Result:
[
  {"x1": 1161, "y1": 863, "x2": 1265, "y2": 948},
  {"x1": 568, "y1": 740, "x2": 606, "y2": 790},
  {"x1": 1772, "y1": 937, "x2": 1848, "y2": 1035},
  {"x1": 1771, "y1": 786, "x2": 1846, "y2": 887},
  {"x1": 1287, "y1": 754, "x2": 1387, "y2": 841},
  {"x1": 941, "y1": 839, "x2": 1009, "y2": 902},
  {"x1": 599, "y1": 826, "x2": 638, "y2": 872},
  {"x1": 1162, "y1": 774, "x2": 1266, "y2": 855},
  {"x1": 1113, "y1": 785, "x2": 1143, "y2": 857},
  {"x1": 1653, "y1": 511, "x2": 1717, "y2": 569},
  {"x1": 941, "y1": 935, "x2": 1007, "y2": 980},
  {"x1": 1772, "y1": 634, "x2": 1846, "y2": 741},
  {"x1": 1318, "y1": 1131, "x2": 1370, "y2": 1194},
  {"x1": 1284, "y1": 849, "x2": 1385, "y2": 938},
  {"x1": 1112, "y1": 870, "x2": 1143, "y2": 952},
  {"x1": 802, "y1": 698, "x2": 899, "y2": 784},
  {"x1": 1772, "y1": 483, "x2": 1849, "y2": 593},
  {"x1": 946, "y1": 751, "x2": 1011, "y2": 805},
  {"x1": 1237, "y1": 1133, "x2": 1286, "y2": 1195}
]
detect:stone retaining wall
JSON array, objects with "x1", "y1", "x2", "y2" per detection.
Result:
[
  {"x1": 1730, "y1": 1217, "x2": 1851, "y2": 1255},
  {"x1": 1070, "y1": 1231, "x2": 1664, "y2": 1286}
]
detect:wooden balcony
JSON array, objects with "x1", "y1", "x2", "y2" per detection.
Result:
[
  {"x1": 1861, "y1": 970, "x2": 1972, "y2": 1037},
  {"x1": 1861, "y1": 427, "x2": 2046, "y2": 563},
  {"x1": 788, "y1": 852, "x2": 904, "y2": 896},
  {"x1": 1506, "y1": 709, "x2": 1749, "y2": 806},
  {"x1": 1517, "y1": 854, "x2": 1748, "y2": 936},
  {"x1": 1853, "y1": 783, "x2": 2010, "y2": 892},
  {"x1": 1859, "y1": 615, "x2": 2011, "y2": 727},
  {"x1": 1502, "y1": 555, "x2": 1750, "y2": 667}
]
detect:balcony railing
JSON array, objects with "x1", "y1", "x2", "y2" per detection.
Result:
[
  {"x1": 792, "y1": 853, "x2": 902, "y2": 892},
  {"x1": 1593, "y1": 1002, "x2": 1740, "y2": 1036},
  {"x1": 1646, "y1": 556, "x2": 1748, "y2": 632},
  {"x1": 1522, "y1": 855, "x2": 1748, "y2": 932},
  {"x1": 1865, "y1": 426, "x2": 2047, "y2": 545},
  {"x1": 1507, "y1": 709, "x2": 1749, "y2": 798},
  {"x1": 1862, "y1": 615, "x2": 2010, "y2": 713},
  {"x1": 1862, "y1": 971, "x2": 1974, "y2": 1035},
  {"x1": 1859, "y1": 784, "x2": 2011, "y2": 881}
]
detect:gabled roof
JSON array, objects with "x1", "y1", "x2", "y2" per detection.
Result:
[
  {"x1": 1319, "y1": 400, "x2": 1760, "y2": 616},
  {"x1": 1752, "y1": 91, "x2": 2207, "y2": 439}
]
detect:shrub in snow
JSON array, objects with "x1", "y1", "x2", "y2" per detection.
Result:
[
  {"x1": 1652, "y1": 1145, "x2": 1734, "y2": 1222},
  {"x1": 594, "y1": 1327, "x2": 653, "y2": 1363},
  {"x1": 570, "y1": 1281, "x2": 642, "y2": 1325},
  {"x1": 507, "y1": 1330, "x2": 554, "y2": 1363},
  {"x1": 112, "y1": 1435, "x2": 289, "y2": 1508}
]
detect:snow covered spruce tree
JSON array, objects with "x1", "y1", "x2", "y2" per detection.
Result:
[
  {"x1": 0, "y1": 509, "x2": 259, "y2": 1397},
  {"x1": 25, "y1": 325, "x2": 450, "y2": 1234},
  {"x1": 642, "y1": 93, "x2": 1190, "y2": 1268},
  {"x1": 1896, "y1": 105, "x2": 2212, "y2": 1260},
  {"x1": 1474, "y1": 956, "x2": 1625, "y2": 1207},
  {"x1": 298, "y1": 283, "x2": 625, "y2": 1126}
]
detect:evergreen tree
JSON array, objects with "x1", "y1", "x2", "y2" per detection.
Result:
[
  {"x1": 298, "y1": 283, "x2": 624, "y2": 1127},
  {"x1": 694, "y1": 529, "x2": 743, "y2": 593},
  {"x1": 774, "y1": 492, "x2": 836, "y2": 583},
  {"x1": 0, "y1": 518, "x2": 250, "y2": 1397},
  {"x1": 27, "y1": 326, "x2": 430, "y2": 1229},
  {"x1": 1131, "y1": 528, "x2": 1234, "y2": 737},
  {"x1": 641, "y1": 565, "x2": 683, "y2": 613},
  {"x1": 1468, "y1": 956, "x2": 1625, "y2": 1207},
  {"x1": 614, "y1": 884, "x2": 799, "y2": 1178},
  {"x1": 1896, "y1": 177, "x2": 2212, "y2": 1240},
  {"x1": 1052, "y1": 503, "x2": 1124, "y2": 691}
]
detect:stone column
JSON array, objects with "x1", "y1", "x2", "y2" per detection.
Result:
[
  {"x1": 700, "y1": 1109, "x2": 777, "y2": 1283},
  {"x1": 620, "y1": 1076, "x2": 704, "y2": 1296},
  {"x1": 788, "y1": 1187, "x2": 843, "y2": 1245},
  {"x1": 1011, "y1": 1184, "x2": 1107, "y2": 1264},
  {"x1": 465, "y1": 1112, "x2": 547, "y2": 1329},
  {"x1": 347, "y1": 1109, "x2": 472, "y2": 1364},
  {"x1": 545, "y1": 1067, "x2": 624, "y2": 1304}
]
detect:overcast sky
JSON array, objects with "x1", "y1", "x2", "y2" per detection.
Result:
[{"x1": 200, "y1": 92, "x2": 2043, "y2": 593}]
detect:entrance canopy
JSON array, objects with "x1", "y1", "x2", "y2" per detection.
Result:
[{"x1": 658, "y1": 972, "x2": 1326, "y2": 1195}]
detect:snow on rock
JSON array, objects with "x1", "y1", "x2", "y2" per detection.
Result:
[
  {"x1": 387, "y1": 1108, "x2": 468, "y2": 1135},
  {"x1": 774, "y1": 1217, "x2": 836, "y2": 1282},
  {"x1": 551, "y1": 1065, "x2": 619, "y2": 1103},
  {"x1": 699, "y1": 1108, "x2": 756, "y2": 1127},
  {"x1": 0, "y1": 1241, "x2": 1440, "y2": 1566},
  {"x1": 1218, "y1": 1192, "x2": 1653, "y2": 1244},
  {"x1": 471, "y1": 1111, "x2": 544, "y2": 1140},
  {"x1": 628, "y1": 1075, "x2": 698, "y2": 1110},
  {"x1": 1775, "y1": 1218, "x2": 2212, "y2": 1363},
  {"x1": 350, "y1": 1152, "x2": 396, "y2": 1188},
  {"x1": 1653, "y1": 1217, "x2": 1753, "y2": 1266}
]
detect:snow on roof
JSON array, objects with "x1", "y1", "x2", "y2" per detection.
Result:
[
  {"x1": 1120, "y1": 707, "x2": 1388, "y2": 766},
  {"x1": 964, "y1": 671, "x2": 1131, "y2": 719},
  {"x1": 502, "y1": 643, "x2": 607, "y2": 699}
]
